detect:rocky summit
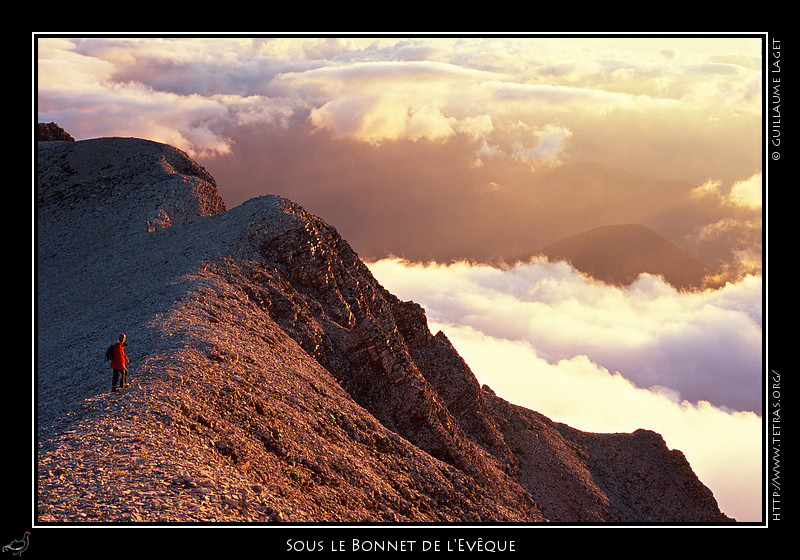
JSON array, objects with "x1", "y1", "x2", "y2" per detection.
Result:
[{"x1": 35, "y1": 131, "x2": 734, "y2": 525}]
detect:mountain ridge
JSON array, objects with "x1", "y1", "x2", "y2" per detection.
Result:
[
  {"x1": 535, "y1": 224, "x2": 712, "y2": 290},
  {"x1": 36, "y1": 131, "x2": 734, "y2": 523}
]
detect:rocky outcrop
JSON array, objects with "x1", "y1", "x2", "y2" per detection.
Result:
[
  {"x1": 35, "y1": 131, "x2": 734, "y2": 523},
  {"x1": 37, "y1": 121, "x2": 75, "y2": 142}
]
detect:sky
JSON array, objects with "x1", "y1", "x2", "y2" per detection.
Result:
[{"x1": 35, "y1": 34, "x2": 765, "y2": 522}]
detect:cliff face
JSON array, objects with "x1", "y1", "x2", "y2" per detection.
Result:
[{"x1": 35, "y1": 134, "x2": 733, "y2": 523}]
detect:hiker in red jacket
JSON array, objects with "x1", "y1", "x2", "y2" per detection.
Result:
[{"x1": 110, "y1": 333, "x2": 130, "y2": 391}]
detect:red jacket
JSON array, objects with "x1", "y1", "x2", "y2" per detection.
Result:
[{"x1": 111, "y1": 342, "x2": 129, "y2": 370}]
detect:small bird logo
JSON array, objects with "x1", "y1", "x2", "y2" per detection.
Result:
[{"x1": 2, "y1": 532, "x2": 29, "y2": 556}]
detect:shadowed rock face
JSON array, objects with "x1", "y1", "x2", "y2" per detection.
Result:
[{"x1": 36, "y1": 132, "x2": 734, "y2": 523}]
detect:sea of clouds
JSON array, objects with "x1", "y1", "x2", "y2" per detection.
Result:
[{"x1": 368, "y1": 257, "x2": 763, "y2": 522}]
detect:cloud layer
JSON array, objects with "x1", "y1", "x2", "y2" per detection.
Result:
[
  {"x1": 36, "y1": 35, "x2": 763, "y2": 279},
  {"x1": 37, "y1": 36, "x2": 762, "y2": 175},
  {"x1": 368, "y1": 257, "x2": 763, "y2": 413},
  {"x1": 367, "y1": 257, "x2": 763, "y2": 522}
]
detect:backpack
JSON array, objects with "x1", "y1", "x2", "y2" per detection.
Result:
[{"x1": 105, "y1": 344, "x2": 115, "y2": 361}]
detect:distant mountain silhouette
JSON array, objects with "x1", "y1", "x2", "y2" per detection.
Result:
[{"x1": 538, "y1": 224, "x2": 712, "y2": 290}]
